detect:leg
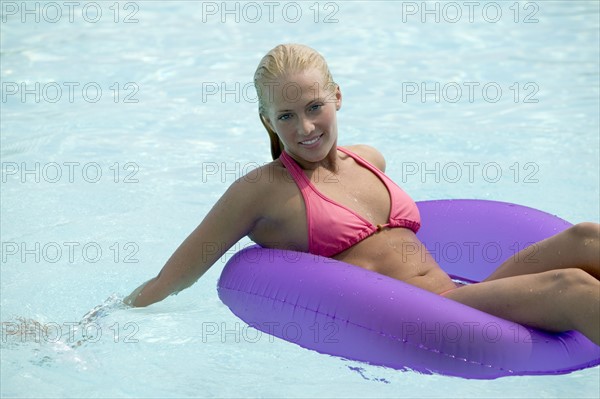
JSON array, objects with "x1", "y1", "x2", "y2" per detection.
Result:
[
  {"x1": 485, "y1": 222, "x2": 600, "y2": 281},
  {"x1": 443, "y1": 268, "x2": 600, "y2": 345}
]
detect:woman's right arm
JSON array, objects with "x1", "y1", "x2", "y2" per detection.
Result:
[{"x1": 124, "y1": 176, "x2": 264, "y2": 307}]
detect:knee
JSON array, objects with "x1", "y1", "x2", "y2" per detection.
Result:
[
  {"x1": 548, "y1": 268, "x2": 595, "y2": 291},
  {"x1": 566, "y1": 222, "x2": 600, "y2": 242}
]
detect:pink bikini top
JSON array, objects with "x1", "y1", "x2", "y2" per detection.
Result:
[{"x1": 279, "y1": 147, "x2": 421, "y2": 257}]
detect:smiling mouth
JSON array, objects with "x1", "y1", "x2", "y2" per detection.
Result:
[{"x1": 300, "y1": 134, "x2": 323, "y2": 145}]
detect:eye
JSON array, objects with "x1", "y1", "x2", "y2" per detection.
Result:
[
  {"x1": 309, "y1": 103, "x2": 322, "y2": 112},
  {"x1": 277, "y1": 113, "x2": 292, "y2": 121}
]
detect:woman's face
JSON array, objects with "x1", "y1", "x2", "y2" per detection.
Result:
[{"x1": 263, "y1": 69, "x2": 342, "y2": 163}]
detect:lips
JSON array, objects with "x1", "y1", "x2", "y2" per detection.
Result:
[{"x1": 299, "y1": 134, "x2": 323, "y2": 146}]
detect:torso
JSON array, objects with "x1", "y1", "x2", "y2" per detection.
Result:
[{"x1": 248, "y1": 146, "x2": 456, "y2": 294}]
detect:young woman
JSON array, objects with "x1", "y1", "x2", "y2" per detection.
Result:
[{"x1": 125, "y1": 44, "x2": 600, "y2": 345}]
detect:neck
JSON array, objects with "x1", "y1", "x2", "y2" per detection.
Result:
[{"x1": 283, "y1": 143, "x2": 339, "y2": 172}]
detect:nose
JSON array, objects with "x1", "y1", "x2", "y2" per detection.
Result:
[{"x1": 298, "y1": 116, "x2": 315, "y2": 136}]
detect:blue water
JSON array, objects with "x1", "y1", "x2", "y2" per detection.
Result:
[{"x1": 1, "y1": 1, "x2": 599, "y2": 397}]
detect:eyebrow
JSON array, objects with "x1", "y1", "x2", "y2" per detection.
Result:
[{"x1": 276, "y1": 99, "x2": 323, "y2": 113}]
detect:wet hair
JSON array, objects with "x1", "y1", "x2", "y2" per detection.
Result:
[{"x1": 253, "y1": 44, "x2": 337, "y2": 160}]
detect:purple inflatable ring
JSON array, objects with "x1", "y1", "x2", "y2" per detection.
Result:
[{"x1": 217, "y1": 199, "x2": 600, "y2": 379}]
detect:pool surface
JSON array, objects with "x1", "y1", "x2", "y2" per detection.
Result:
[{"x1": 1, "y1": 1, "x2": 599, "y2": 398}]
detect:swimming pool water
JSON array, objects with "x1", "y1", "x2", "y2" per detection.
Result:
[{"x1": 1, "y1": 1, "x2": 599, "y2": 398}]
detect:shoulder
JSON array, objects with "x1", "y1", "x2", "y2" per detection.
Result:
[
  {"x1": 342, "y1": 144, "x2": 386, "y2": 172},
  {"x1": 220, "y1": 159, "x2": 303, "y2": 237},
  {"x1": 222, "y1": 159, "x2": 295, "y2": 209}
]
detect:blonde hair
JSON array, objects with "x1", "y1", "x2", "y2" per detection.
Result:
[{"x1": 253, "y1": 44, "x2": 337, "y2": 160}]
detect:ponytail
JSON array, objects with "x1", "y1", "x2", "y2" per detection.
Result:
[{"x1": 260, "y1": 113, "x2": 283, "y2": 160}]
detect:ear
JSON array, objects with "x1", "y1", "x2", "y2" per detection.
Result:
[{"x1": 335, "y1": 85, "x2": 342, "y2": 111}]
